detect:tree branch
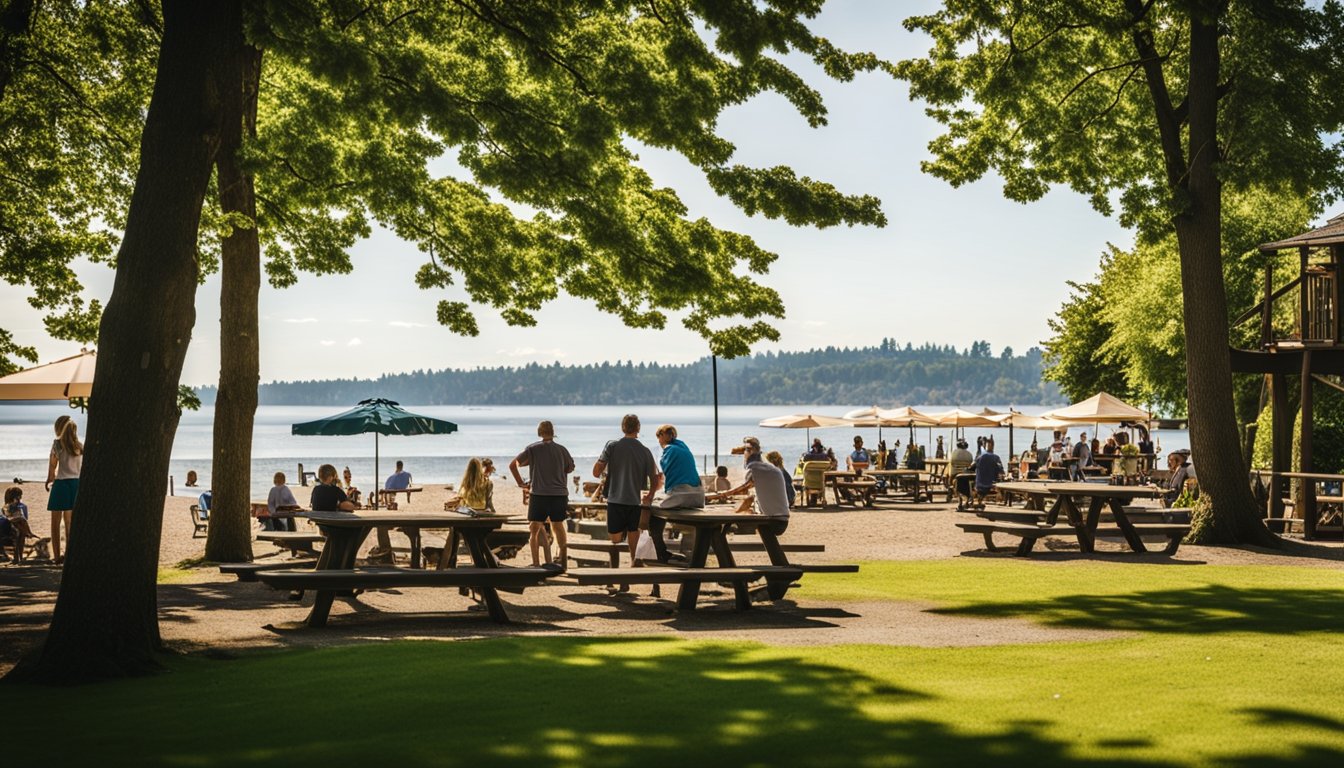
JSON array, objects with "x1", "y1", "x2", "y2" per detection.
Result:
[
  {"x1": 1123, "y1": 0, "x2": 1186, "y2": 188},
  {"x1": 450, "y1": 0, "x2": 592, "y2": 96}
]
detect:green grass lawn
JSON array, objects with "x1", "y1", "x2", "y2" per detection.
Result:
[{"x1": 7, "y1": 560, "x2": 1343, "y2": 767}]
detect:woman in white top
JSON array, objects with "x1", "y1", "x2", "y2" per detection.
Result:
[{"x1": 45, "y1": 415, "x2": 83, "y2": 564}]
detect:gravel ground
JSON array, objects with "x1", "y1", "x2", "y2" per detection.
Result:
[{"x1": 2, "y1": 479, "x2": 1339, "y2": 674}]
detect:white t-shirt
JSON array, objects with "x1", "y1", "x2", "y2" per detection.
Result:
[{"x1": 51, "y1": 440, "x2": 82, "y2": 480}]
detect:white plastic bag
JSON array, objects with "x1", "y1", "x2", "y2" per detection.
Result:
[{"x1": 635, "y1": 530, "x2": 658, "y2": 561}]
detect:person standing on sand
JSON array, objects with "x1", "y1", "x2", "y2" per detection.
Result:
[
  {"x1": 593, "y1": 414, "x2": 660, "y2": 570},
  {"x1": 45, "y1": 415, "x2": 82, "y2": 565},
  {"x1": 510, "y1": 420, "x2": 574, "y2": 571}
]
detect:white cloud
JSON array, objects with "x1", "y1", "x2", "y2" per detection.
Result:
[
  {"x1": 387, "y1": 320, "x2": 426, "y2": 328},
  {"x1": 284, "y1": 317, "x2": 319, "y2": 324},
  {"x1": 347, "y1": 338, "x2": 363, "y2": 347},
  {"x1": 319, "y1": 340, "x2": 336, "y2": 347}
]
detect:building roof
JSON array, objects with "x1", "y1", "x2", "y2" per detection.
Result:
[{"x1": 1260, "y1": 211, "x2": 1344, "y2": 251}]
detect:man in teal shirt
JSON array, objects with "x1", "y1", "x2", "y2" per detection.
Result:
[{"x1": 643, "y1": 424, "x2": 704, "y2": 562}]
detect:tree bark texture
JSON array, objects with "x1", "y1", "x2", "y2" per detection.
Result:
[
  {"x1": 205, "y1": 42, "x2": 262, "y2": 564},
  {"x1": 1175, "y1": 11, "x2": 1277, "y2": 547},
  {"x1": 21, "y1": 0, "x2": 241, "y2": 684}
]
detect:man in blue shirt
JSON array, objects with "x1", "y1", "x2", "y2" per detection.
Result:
[
  {"x1": 642, "y1": 424, "x2": 705, "y2": 562},
  {"x1": 973, "y1": 438, "x2": 1005, "y2": 500},
  {"x1": 847, "y1": 435, "x2": 871, "y2": 470},
  {"x1": 385, "y1": 460, "x2": 412, "y2": 490}
]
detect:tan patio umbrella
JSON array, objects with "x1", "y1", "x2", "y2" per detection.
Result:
[
  {"x1": 990, "y1": 411, "x2": 1069, "y2": 460},
  {"x1": 1041, "y1": 392, "x2": 1152, "y2": 424},
  {"x1": 758, "y1": 413, "x2": 853, "y2": 449},
  {"x1": 845, "y1": 406, "x2": 939, "y2": 446},
  {"x1": 0, "y1": 349, "x2": 95, "y2": 401},
  {"x1": 927, "y1": 408, "x2": 1000, "y2": 428}
]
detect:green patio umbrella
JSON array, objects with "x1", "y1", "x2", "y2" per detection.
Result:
[{"x1": 292, "y1": 398, "x2": 457, "y2": 507}]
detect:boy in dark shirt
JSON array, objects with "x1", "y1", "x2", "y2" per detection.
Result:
[{"x1": 310, "y1": 464, "x2": 355, "y2": 512}]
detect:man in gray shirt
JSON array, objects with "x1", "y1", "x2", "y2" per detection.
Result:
[
  {"x1": 510, "y1": 420, "x2": 575, "y2": 570},
  {"x1": 593, "y1": 414, "x2": 660, "y2": 568},
  {"x1": 718, "y1": 437, "x2": 791, "y2": 536}
]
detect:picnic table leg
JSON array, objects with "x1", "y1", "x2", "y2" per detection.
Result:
[
  {"x1": 676, "y1": 524, "x2": 716, "y2": 611},
  {"x1": 1107, "y1": 498, "x2": 1149, "y2": 553},
  {"x1": 755, "y1": 526, "x2": 795, "y2": 600},
  {"x1": 306, "y1": 527, "x2": 367, "y2": 628},
  {"x1": 462, "y1": 529, "x2": 510, "y2": 623},
  {"x1": 1079, "y1": 496, "x2": 1104, "y2": 553},
  {"x1": 405, "y1": 525, "x2": 422, "y2": 569},
  {"x1": 708, "y1": 528, "x2": 751, "y2": 610}
]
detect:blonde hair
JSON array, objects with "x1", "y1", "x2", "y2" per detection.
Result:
[
  {"x1": 54, "y1": 416, "x2": 83, "y2": 456},
  {"x1": 459, "y1": 457, "x2": 490, "y2": 504},
  {"x1": 656, "y1": 424, "x2": 677, "y2": 439},
  {"x1": 765, "y1": 450, "x2": 786, "y2": 470}
]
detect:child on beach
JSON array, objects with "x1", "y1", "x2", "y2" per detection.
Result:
[{"x1": 3, "y1": 486, "x2": 39, "y2": 563}]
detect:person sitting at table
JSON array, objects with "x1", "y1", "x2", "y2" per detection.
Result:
[
  {"x1": 341, "y1": 465, "x2": 361, "y2": 506},
  {"x1": 973, "y1": 438, "x2": 1005, "y2": 507},
  {"x1": 935, "y1": 435, "x2": 945, "y2": 459},
  {"x1": 716, "y1": 440, "x2": 791, "y2": 533},
  {"x1": 802, "y1": 438, "x2": 829, "y2": 463},
  {"x1": 1162, "y1": 452, "x2": 1194, "y2": 507},
  {"x1": 847, "y1": 435, "x2": 871, "y2": 470},
  {"x1": 311, "y1": 464, "x2": 356, "y2": 512},
  {"x1": 765, "y1": 450, "x2": 796, "y2": 508},
  {"x1": 1102, "y1": 436, "x2": 1119, "y2": 456},
  {"x1": 885, "y1": 446, "x2": 901, "y2": 470},
  {"x1": 949, "y1": 439, "x2": 975, "y2": 502},
  {"x1": 711, "y1": 465, "x2": 732, "y2": 493},
  {"x1": 185, "y1": 470, "x2": 199, "y2": 488},
  {"x1": 902, "y1": 442, "x2": 924, "y2": 470},
  {"x1": 265, "y1": 471, "x2": 300, "y2": 532},
  {"x1": 454, "y1": 457, "x2": 496, "y2": 513},
  {"x1": 825, "y1": 447, "x2": 838, "y2": 470},
  {"x1": 385, "y1": 460, "x2": 412, "y2": 491},
  {"x1": 642, "y1": 424, "x2": 705, "y2": 563}
]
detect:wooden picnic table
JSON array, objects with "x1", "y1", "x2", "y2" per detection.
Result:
[
  {"x1": 270, "y1": 510, "x2": 541, "y2": 626},
  {"x1": 865, "y1": 469, "x2": 927, "y2": 502},
  {"x1": 960, "y1": 481, "x2": 1176, "y2": 555},
  {"x1": 648, "y1": 509, "x2": 802, "y2": 610},
  {"x1": 375, "y1": 486, "x2": 423, "y2": 508}
]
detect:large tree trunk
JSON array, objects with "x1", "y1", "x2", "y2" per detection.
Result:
[
  {"x1": 18, "y1": 0, "x2": 241, "y2": 684},
  {"x1": 205, "y1": 44, "x2": 263, "y2": 564},
  {"x1": 1176, "y1": 10, "x2": 1277, "y2": 547}
]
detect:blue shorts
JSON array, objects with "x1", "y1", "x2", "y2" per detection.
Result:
[
  {"x1": 48, "y1": 478, "x2": 79, "y2": 511},
  {"x1": 527, "y1": 494, "x2": 568, "y2": 523}
]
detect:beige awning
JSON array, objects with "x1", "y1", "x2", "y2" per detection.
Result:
[
  {"x1": 991, "y1": 411, "x2": 1068, "y2": 429},
  {"x1": 842, "y1": 406, "x2": 937, "y2": 427},
  {"x1": 0, "y1": 349, "x2": 96, "y2": 400},
  {"x1": 1041, "y1": 392, "x2": 1151, "y2": 424},
  {"x1": 927, "y1": 408, "x2": 1000, "y2": 428},
  {"x1": 759, "y1": 413, "x2": 853, "y2": 429}
]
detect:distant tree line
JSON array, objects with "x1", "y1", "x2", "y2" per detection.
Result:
[{"x1": 195, "y1": 340, "x2": 1062, "y2": 406}]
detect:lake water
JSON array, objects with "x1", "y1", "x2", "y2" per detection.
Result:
[{"x1": 0, "y1": 403, "x2": 1190, "y2": 498}]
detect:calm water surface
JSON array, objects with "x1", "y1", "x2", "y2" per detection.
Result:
[{"x1": 0, "y1": 403, "x2": 1189, "y2": 497}]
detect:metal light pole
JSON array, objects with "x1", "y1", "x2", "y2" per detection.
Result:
[{"x1": 712, "y1": 354, "x2": 720, "y2": 466}]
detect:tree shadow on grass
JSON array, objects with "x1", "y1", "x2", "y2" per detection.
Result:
[
  {"x1": 929, "y1": 585, "x2": 1343, "y2": 634},
  {"x1": 11, "y1": 636, "x2": 1342, "y2": 767}
]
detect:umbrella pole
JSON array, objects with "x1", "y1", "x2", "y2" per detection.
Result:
[
  {"x1": 374, "y1": 432, "x2": 381, "y2": 509},
  {"x1": 1009, "y1": 424, "x2": 1015, "y2": 463}
]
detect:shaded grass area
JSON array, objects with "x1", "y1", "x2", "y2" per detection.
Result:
[{"x1": 5, "y1": 561, "x2": 1342, "y2": 767}]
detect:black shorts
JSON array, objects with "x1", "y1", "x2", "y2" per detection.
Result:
[
  {"x1": 528, "y1": 494, "x2": 568, "y2": 523},
  {"x1": 606, "y1": 503, "x2": 642, "y2": 534}
]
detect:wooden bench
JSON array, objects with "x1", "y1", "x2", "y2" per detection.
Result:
[
  {"x1": 256, "y1": 530, "x2": 324, "y2": 555},
  {"x1": 570, "y1": 566, "x2": 805, "y2": 610},
  {"x1": 566, "y1": 539, "x2": 829, "y2": 568},
  {"x1": 956, "y1": 521, "x2": 1191, "y2": 556},
  {"x1": 255, "y1": 565, "x2": 553, "y2": 624},
  {"x1": 219, "y1": 558, "x2": 317, "y2": 582},
  {"x1": 979, "y1": 508, "x2": 1189, "y2": 525}
]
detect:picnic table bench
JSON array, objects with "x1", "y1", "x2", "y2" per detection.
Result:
[
  {"x1": 219, "y1": 557, "x2": 318, "y2": 582},
  {"x1": 255, "y1": 566, "x2": 552, "y2": 622},
  {"x1": 566, "y1": 538, "x2": 827, "y2": 567},
  {"x1": 957, "y1": 481, "x2": 1188, "y2": 556},
  {"x1": 256, "y1": 530, "x2": 325, "y2": 555},
  {"x1": 864, "y1": 469, "x2": 930, "y2": 503},
  {"x1": 375, "y1": 486, "x2": 423, "y2": 509},
  {"x1": 571, "y1": 566, "x2": 804, "y2": 610}
]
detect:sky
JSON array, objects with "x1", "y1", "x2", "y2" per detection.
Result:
[{"x1": 0, "y1": 0, "x2": 1146, "y2": 388}]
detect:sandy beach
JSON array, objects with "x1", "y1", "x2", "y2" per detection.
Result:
[{"x1": 1, "y1": 477, "x2": 1339, "y2": 675}]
